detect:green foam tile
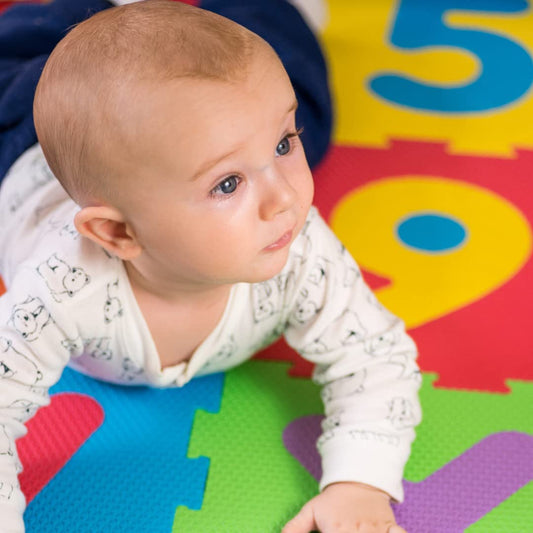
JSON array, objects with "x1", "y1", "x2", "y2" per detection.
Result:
[{"x1": 174, "y1": 361, "x2": 322, "y2": 532}]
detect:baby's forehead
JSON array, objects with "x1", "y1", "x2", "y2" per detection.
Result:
[{"x1": 108, "y1": 59, "x2": 294, "y2": 177}]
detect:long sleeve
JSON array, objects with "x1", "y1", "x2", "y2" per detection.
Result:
[
  {"x1": 283, "y1": 209, "x2": 422, "y2": 502},
  {"x1": 0, "y1": 268, "x2": 76, "y2": 532}
]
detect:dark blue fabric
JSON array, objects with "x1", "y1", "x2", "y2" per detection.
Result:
[
  {"x1": 0, "y1": 0, "x2": 111, "y2": 179},
  {"x1": 0, "y1": 0, "x2": 332, "y2": 180}
]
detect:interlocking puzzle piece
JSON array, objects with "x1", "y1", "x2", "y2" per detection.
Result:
[
  {"x1": 312, "y1": 141, "x2": 533, "y2": 392},
  {"x1": 285, "y1": 416, "x2": 533, "y2": 531},
  {"x1": 368, "y1": 0, "x2": 533, "y2": 115},
  {"x1": 174, "y1": 360, "x2": 323, "y2": 532},
  {"x1": 25, "y1": 366, "x2": 224, "y2": 533},
  {"x1": 322, "y1": 1, "x2": 533, "y2": 155}
]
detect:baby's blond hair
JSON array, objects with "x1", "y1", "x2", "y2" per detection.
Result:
[{"x1": 34, "y1": 0, "x2": 261, "y2": 204}]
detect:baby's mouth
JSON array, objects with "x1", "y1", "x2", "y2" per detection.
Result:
[{"x1": 263, "y1": 228, "x2": 294, "y2": 251}]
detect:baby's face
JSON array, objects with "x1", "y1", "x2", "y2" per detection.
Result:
[{"x1": 117, "y1": 50, "x2": 314, "y2": 288}]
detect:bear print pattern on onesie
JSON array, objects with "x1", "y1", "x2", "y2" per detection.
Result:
[
  {"x1": 104, "y1": 280, "x2": 123, "y2": 324},
  {"x1": 0, "y1": 337, "x2": 43, "y2": 385},
  {"x1": 37, "y1": 254, "x2": 90, "y2": 303},
  {"x1": 61, "y1": 336, "x2": 113, "y2": 361},
  {"x1": 301, "y1": 309, "x2": 368, "y2": 357},
  {"x1": 9, "y1": 297, "x2": 53, "y2": 342}
]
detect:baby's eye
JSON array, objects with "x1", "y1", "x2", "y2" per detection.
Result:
[
  {"x1": 211, "y1": 175, "x2": 241, "y2": 196},
  {"x1": 276, "y1": 128, "x2": 303, "y2": 157},
  {"x1": 276, "y1": 136, "x2": 292, "y2": 157}
]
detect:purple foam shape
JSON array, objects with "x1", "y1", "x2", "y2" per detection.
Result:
[
  {"x1": 283, "y1": 415, "x2": 323, "y2": 481},
  {"x1": 283, "y1": 415, "x2": 533, "y2": 532}
]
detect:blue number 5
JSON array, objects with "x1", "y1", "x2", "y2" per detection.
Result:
[{"x1": 369, "y1": 0, "x2": 533, "y2": 113}]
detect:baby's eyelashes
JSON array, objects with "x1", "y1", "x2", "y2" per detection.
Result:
[{"x1": 276, "y1": 127, "x2": 303, "y2": 158}]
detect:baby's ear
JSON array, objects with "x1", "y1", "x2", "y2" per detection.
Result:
[{"x1": 74, "y1": 206, "x2": 142, "y2": 261}]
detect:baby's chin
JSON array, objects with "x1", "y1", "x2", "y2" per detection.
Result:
[{"x1": 245, "y1": 250, "x2": 293, "y2": 285}]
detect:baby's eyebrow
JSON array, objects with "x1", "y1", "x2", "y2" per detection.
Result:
[
  {"x1": 190, "y1": 146, "x2": 242, "y2": 182},
  {"x1": 288, "y1": 99, "x2": 298, "y2": 113},
  {"x1": 190, "y1": 98, "x2": 298, "y2": 182}
]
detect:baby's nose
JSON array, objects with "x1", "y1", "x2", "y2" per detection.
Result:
[{"x1": 258, "y1": 171, "x2": 297, "y2": 221}]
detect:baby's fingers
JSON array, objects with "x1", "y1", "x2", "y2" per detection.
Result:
[
  {"x1": 353, "y1": 523, "x2": 405, "y2": 533},
  {"x1": 282, "y1": 502, "x2": 316, "y2": 533},
  {"x1": 388, "y1": 526, "x2": 407, "y2": 533}
]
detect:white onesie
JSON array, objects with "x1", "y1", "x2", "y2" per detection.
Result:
[{"x1": 0, "y1": 145, "x2": 421, "y2": 532}]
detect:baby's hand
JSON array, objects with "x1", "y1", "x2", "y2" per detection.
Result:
[{"x1": 282, "y1": 482, "x2": 406, "y2": 533}]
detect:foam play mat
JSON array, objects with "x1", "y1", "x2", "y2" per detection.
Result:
[{"x1": 1, "y1": 1, "x2": 533, "y2": 531}]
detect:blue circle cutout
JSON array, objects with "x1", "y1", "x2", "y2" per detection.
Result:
[{"x1": 396, "y1": 213, "x2": 467, "y2": 253}]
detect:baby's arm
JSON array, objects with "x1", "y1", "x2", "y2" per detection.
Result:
[
  {"x1": 283, "y1": 210, "x2": 421, "y2": 531},
  {"x1": 0, "y1": 277, "x2": 72, "y2": 532}
]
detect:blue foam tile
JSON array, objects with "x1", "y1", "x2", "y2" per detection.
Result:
[{"x1": 25, "y1": 367, "x2": 224, "y2": 533}]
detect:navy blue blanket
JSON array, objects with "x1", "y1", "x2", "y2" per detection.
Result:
[{"x1": 0, "y1": 0, "x2": 332, "y2": 180}]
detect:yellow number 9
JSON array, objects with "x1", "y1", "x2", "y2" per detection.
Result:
[{"x1": 331, "y1": 177, "x2": 532, "y2": 328}]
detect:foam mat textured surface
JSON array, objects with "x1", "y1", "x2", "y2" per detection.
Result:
[{"x1": 0, "y1": 0, "x2": 532, "y2": 531}]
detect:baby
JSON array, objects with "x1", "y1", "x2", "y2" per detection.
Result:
[{"x1": 0, "y1": 1, "x2": 421, "y2": 531}]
